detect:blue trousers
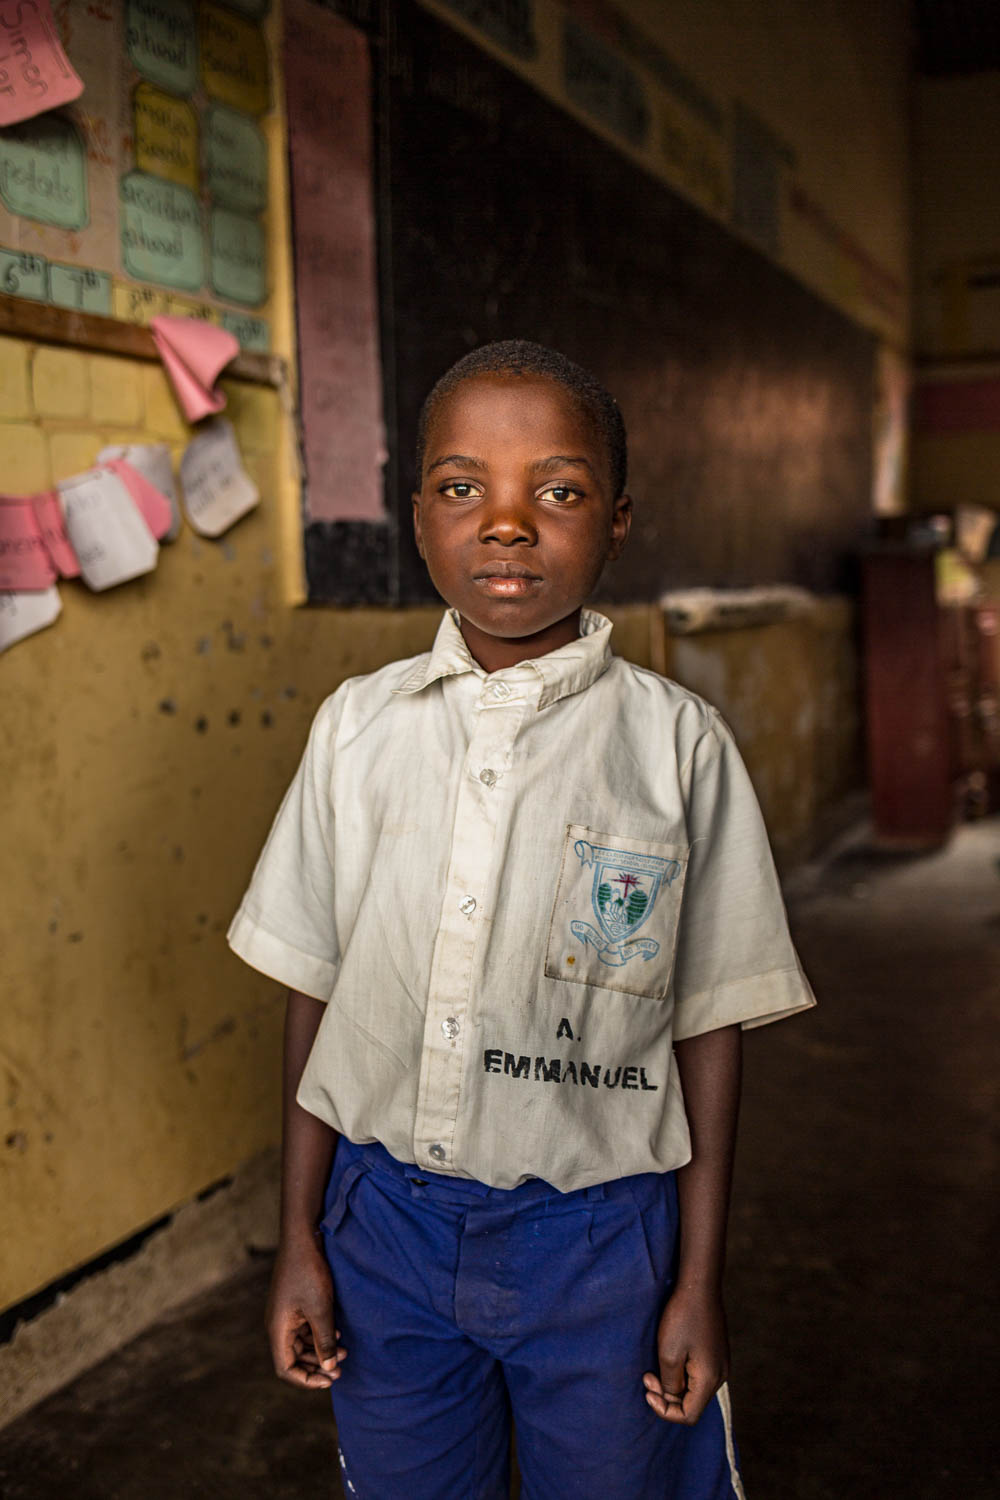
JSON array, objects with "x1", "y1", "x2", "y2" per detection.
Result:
[{"x1": 321, "y1": 1137, "x2": 746, "y2": 1500}]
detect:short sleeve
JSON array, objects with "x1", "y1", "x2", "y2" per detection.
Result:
[
  {"x1": 226, "y1": 690, "x2": 344, "y2": 1001},
  {"x1": 671, "y1": 711, "x2": 816, "y2": 1039}
]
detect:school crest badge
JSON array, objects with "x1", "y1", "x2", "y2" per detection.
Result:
[{"x1": 569, "y1": 837, "x2": 682, "y2": 968}]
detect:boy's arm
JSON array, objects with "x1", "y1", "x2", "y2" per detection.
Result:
[
  {"x1": 643, "y1": 1022, "x2": 742, "y2": 1424},
  {"x1": 266, "y1": 988, "x2": 345, "y2": 1389}
]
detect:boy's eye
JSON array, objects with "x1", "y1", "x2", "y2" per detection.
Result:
[
  {"x1": 439, "y1": 481, "x2": 483, "y2": 499},
  {"x1": 538, "y1": 484, "x2": 582, "y2": 504}
]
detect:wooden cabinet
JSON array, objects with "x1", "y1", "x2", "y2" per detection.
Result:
[
  {"x1": 862, "y1": 551, "x2": 1000, "y2": 844},
  {"x1": 862, "y1": 551, "x2": 953, "y2": 845}
]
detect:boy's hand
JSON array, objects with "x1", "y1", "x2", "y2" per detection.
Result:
[
  {"x1": 642, "y1": 1284, "x2": 729, "y2": 1425},
  {"x1": 266, "y1": 1235, "x2": 347, "y2": 1390}
]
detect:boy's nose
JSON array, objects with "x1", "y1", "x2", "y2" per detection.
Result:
[{"x1": 478, "y1": 493, "x2": 538, "y2": 545}]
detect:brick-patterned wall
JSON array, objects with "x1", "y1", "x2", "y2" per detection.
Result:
[
  {"x1": 2, "y1": 337, "x2": 186, "y2": 493},
  {"x1": 1, "y1": 333, "x2": 280, "y2": 501}
]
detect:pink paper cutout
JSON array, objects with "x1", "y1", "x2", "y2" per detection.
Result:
[
  {"x1": 0, "y1": 0, "x2": 85, "y2": 127},
  {"x1": 0, "y1": 494, "x2": 57, "y2": 590},
  {"x1": 285, "y1": 1, "x2": 386, "y2": 522},
  {"x1": 150, "y1": 316, "x2": 239, "y2": 424},
  {"x1": 32, "y1": 490, "x2": 80, "y2": 577},
  {"x1": 103, "y1": 460, "x2": 173, "y2": 540}
]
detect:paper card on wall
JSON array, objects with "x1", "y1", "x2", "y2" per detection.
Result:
[
  {"x1": 0, "y1": 0, "x2": 85, "y2": 127},
  {"x1": 179, "y1": 418, "x2": 258, "y2": 537},
  {"x1": 0, "y1": 586, "x2": 61, "y2": 654},
  {"x1": 0, "y1": 496, "x2": 57, "y2": 590},
  {"x1": 57, "y1": 469, "x2": 159, "y2": 591},
  {"x1": 150, "y1": 315, "x2": 239, "y2": 423},
  {"x1": 98, "y1": 443, "x2": 181, "y2": 541},
  {"x1": 103, "y1": 459, "x2": 173, "y2": 540},
  {"x1": 32, "y1": 490, "x2": 80, "y2": 576}
]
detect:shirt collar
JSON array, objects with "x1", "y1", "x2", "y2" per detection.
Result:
[{"x1": 393, "y1": 608, "x2": 614, "y2": 710}]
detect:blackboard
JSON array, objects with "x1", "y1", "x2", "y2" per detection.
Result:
[{"x1": 300, "y1": 0, "x2": 875, "y2": 605}]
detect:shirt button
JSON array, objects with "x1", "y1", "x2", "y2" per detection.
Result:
[
  {"x1": 489, "y1": 681, "x2": 511, "y2": 700},
  {"x1": 479, "y1": 768, "x2": 497, "y2": 787},
  {"x1": 429, "y1": 1143, "x2": 446, "y2": 1161},
  {"x1": 441, "y1": 1016, "x2": 460, "y2": 1040},
  {"x1": 459, "y1": 895, "x2": 477, "y2": 915}
]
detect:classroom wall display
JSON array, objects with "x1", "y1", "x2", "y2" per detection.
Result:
[
  {"x1": 297, "y1": 0, "x2": 875, "y2": 605},
  {"x1": 0, "y1": 423, "x2": 259, "y2": 654},
  {"x1": 0, "y1": 0, "x2": 273, "y2": 351}
]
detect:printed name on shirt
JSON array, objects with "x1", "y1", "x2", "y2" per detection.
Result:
[{"x1": 483, "y1": 1048, "x2": 658, "y2": 1091}]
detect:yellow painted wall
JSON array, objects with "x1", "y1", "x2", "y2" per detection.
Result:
[{"x1": 668, "y1": 602, "x2": 859, "y2": 870}]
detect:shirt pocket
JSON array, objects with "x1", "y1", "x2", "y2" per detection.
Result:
[{"x1": 544, "y1": 823, "x2": 689, "y2": 1000}]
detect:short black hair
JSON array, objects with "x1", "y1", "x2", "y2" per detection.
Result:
[{"x1": 415, "y1": 340, "x2": 628, "y2": 497}]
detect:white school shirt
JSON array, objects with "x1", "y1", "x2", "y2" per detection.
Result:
[{"x1": 228, "y1": 609, "x2": 815, "y2": 1192}]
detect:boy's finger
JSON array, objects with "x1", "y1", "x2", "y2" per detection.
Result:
[
  {"x1": 657, "y1": 1348, "x2": 688, "y2": 1404},
  {"x1": 273, "y1": 1338, "x2": 331, "y2": 1389},
  {"x1": 643, "y1": 1370, "x2": 684, "y2": 1422},
  {"x1": 665, "y1": 1367, "x2": 719, "y2": 1427},
  {"x1": 642, "y1": 1372, "x2": 681, "y2": 1402},
  {"x1": 307, "y1": 1308, "x2": 343, "y2": 1373},
  {"x1": 271, "y1": 1319, "x2": 302, "y2": 1378},
  {"x1": 278, "y1": 1358, "x2": 334, "y2": 1390}
]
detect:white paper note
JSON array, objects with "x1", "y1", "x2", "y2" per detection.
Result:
[
  {"x1": 179, "y1": 419, "x2": 259, "y2": 538},
  {"x1": 58, "y1": 469, "x2": 159, "y2": 591},
  {"x1": 0, "y1": 587, "x2": 61, "y2": 654},
  {"x1": 98, "y1": 443, "x2": 182, "y2": 541}
]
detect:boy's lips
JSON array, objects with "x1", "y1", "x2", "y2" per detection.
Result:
[{"x1": 472, "y1": 562, "x2": 543, "y2": 597}]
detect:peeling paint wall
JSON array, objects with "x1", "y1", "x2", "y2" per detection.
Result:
[{"x1": 669, "y1": 601, "x2": 860, "y2": 869}]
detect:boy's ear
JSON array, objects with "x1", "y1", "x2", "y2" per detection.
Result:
[
  {"x1": 608, "y1": 494, "x2": 632, "y2": 560},
  {"x1": 412, "y1": 493, "x2": 425, "y2": 559}
]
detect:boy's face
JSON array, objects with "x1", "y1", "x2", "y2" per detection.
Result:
[{"x1": 413, "y1": 373, "x2": 631, "y2": 671}]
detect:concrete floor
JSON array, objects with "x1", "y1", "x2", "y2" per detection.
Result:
[{"x1": 1, "y1": 819, "x2": 997, "y2": 1499}]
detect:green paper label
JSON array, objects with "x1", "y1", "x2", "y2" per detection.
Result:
[
  {"x1": 120, "y1": 170, "x2": 203, "y2": 290},
  {"x1": 209, "y1": 207, "x2": 265, "y2": 305},
  {"x1": 0, "y1": 115, "x2": 88, "y2": 229},
  {"x1": 220, "y1": 310, "x2": 270, "y2": 350},
  {"x1": 126, "y1": 0, "x2": 198, "y2": 97},
  {"x1": 49, "y1": 264, "x2": 113, "y2": 315},
  {"x1": 204, "y1": 104, "x2": 267, "y2": 214},
  {"x1": 0, "y1": 250, "x2": 48, "y2": 300}
]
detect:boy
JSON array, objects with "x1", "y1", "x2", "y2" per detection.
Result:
[{"x1": 228, "y1": 341, "x2": 815, "y2": 1499}]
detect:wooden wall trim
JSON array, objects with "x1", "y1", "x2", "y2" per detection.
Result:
[{"x1": 0, "y1": 296, "x2": 284, "y2": 388}]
